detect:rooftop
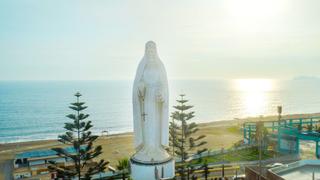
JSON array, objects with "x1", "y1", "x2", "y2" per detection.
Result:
[{"x1": 269, "y1": 159, "x2": 320, "y2": 180}]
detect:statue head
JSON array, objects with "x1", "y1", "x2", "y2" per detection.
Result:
[{"x1": 144, "y1": 41, "x2": 158, "y2": 59}]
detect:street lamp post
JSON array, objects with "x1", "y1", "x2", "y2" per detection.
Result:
[{"x1": 277, "y1": 106, "x2": 282, "y2": 124}]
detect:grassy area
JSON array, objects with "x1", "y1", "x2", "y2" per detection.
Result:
[
  {"x1": 188, "y1": 147, "x2": 275, "y2": 165},
  {"x1": 227, "y1": 126, "x2": 241, "y2": 134}
]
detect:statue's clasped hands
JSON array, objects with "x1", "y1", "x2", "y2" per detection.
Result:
[{"x1": 156, "y1": 89, "x2": 164, "y2": 102}]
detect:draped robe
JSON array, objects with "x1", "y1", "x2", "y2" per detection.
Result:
[{"x1": 132, "y1": 41, "x2": 170, "y2": 161}]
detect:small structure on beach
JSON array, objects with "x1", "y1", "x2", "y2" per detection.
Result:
[
  {"x1": 130, "y1": 41, "x2": 175, "y2": 180},
  {"x1": 13, "y1": 146, "x2": 99, "y2": 180}
]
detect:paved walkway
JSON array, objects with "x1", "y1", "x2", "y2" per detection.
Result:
[{"x1": 2, "y1": 160, "x2": 13, "y2": 180}]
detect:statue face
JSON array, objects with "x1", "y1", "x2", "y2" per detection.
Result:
[{"x1": 145, "y1": 41, "x2": 157, "y2": 58}]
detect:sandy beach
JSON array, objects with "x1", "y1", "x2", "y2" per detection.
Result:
[{"x1": 1, "y1": 112, "x2": 320, "y2": 179}]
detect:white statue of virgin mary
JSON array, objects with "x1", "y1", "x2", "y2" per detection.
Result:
[
  {"x1": 130, "y1": 41, "x2": 175, "y2": 180},
  {"x1": 132, "y1": 41, "x2": 171, "y2": 162}
]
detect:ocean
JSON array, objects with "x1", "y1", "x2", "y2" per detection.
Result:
[{"x1": 1, "y1": 79, "x2": 320, "y2": 143}]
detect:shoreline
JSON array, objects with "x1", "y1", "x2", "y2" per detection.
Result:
[{"x1": 2, "y1": 112, "x2": 320, "y2": 146}]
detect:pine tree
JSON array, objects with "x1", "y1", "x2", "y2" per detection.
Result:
[
  {"x1": 169, "y1": 117, "x2": 180, "y2": 157},
  {"x1": 170, "y1": 94, "x2": 207, "y2": 179},
  {"x1": 201, "y1": 160, "x2": 209, "y2": 180},
  {"x1": 116, "y1": 158, "x2": 130, "y2": 180},
  {"x1": 49, "y1": 92, "x2": 108, "y2": 180}
]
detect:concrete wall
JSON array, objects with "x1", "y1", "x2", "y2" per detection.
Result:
[
  {"x1": 266, "y1": 171, "x2": 285, "y2": 180},
  {"x1": 245, "y1": 167, "x2": 268, "y2": 180}
]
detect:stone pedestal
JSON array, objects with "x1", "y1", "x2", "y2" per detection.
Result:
[{"x1": 130, "y1": 156, "x2": 175, "y2": 180}]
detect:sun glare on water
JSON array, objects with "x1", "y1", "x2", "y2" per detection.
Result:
[
  {"x1": 234, "y1": 79, "x2": 274, "y2": 117},
  {"x1": 235, "y1": 79, "x2": 273, "y2": 92}
]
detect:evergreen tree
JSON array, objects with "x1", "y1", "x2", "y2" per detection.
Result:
[
  {"x1": 169, "y1": 117, "x2": 179, "y2": 157},
  {"x1": 255, "y1": 122, "x2": 268, "y2": 150},
  {"x1": 116, "y1": 158, "x2": 130, "y2": 180},
  {"x1": 201, "y1": 160, "x2": 209, "y2": 180},
  {"x1": 49, "y1": 92, "x2": 108, "y2": 180},
  {"x1": 170, "y1": 94, "x2": 207, "y2": 179}
]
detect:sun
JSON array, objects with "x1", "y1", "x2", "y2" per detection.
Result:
[
  {"x1": 224, "y1": 0, "x2": 288, "y2": 32},
  {"x1": 226, "y1": 0, "x2": 281, "y2": 18}
]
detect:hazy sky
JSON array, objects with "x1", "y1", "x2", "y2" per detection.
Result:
[{"x1": 0, "y1": 0, "x2": 319, "y2": 80}]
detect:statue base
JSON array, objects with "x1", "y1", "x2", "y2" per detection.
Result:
[{"x1": 130, "y1": 156, "x2": 175, "y2": 180}]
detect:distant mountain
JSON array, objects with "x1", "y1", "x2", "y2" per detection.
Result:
[{"x1": 293, "y1": 76, "x2": 320, "y2": 81}]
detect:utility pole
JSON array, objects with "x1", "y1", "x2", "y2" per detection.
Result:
[
  {"x1": 257, "y1": 121, "x2": 264, "y2": 180},
  {"x1": 277, "y1": 106, "x2": 282, "y2": 157},
  {"x1": 259, "y1": 134, "x2": 262, "y2": 180},
  {"x1": 222, "y1": 147, "x2": 225, "y2": 179},
  {"x1": 312, "y1": 171, "x2": 315, "y2": 180}
]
